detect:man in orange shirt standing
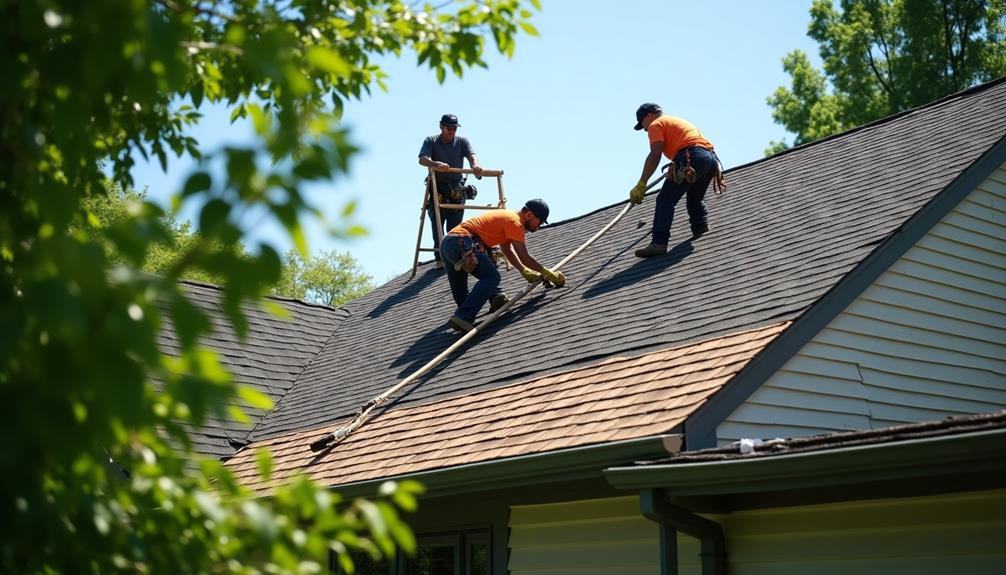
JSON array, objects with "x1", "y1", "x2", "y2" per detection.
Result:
[
  {"x1": 440, "y1": 199, "x2": 565, "y2": 333},
  {"x1": 629, "y1": 103, "x2": 721, "y2": 258}
]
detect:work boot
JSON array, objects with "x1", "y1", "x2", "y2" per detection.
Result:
[
  {"x1": 634, "y1": 243, "x2": 668, "y2": 258},
  {"x1": 489, "y1": 293, "x2": 509, "y2": 313},
  {"x1": 691, "y1": 223, "x2": 709, "y2": 238},
  {"x1": 448, "y1": 315, "x2": 475, "y2": 333},
  {"x1": 435, "y1": 260, "x2": 445, "y2": 269}
]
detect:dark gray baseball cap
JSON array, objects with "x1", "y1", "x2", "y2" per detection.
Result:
[
  {"x1": 440, "y1": 113, "x2": 460, "y2": 126},
  {"x1": 634, "y1": 103, "x2": 662, "y2": 130},
  {"x1": 524, "y1": 198, "x2": 549, "y2": 224}
]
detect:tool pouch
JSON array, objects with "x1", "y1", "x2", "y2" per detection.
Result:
[
  {"x1": 460, "y1": 249, "x2": 478, "y2": 273},
  {"x1": 672, "y1": 150, "x2": 697, "y2": 184},
  {"x1": 453, "y1": 236, "x2": 482, "y2": 273}
]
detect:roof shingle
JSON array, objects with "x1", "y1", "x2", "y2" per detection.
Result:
[{"x1": 250, "y1": 79, "x2": 1006, "y2": 443}]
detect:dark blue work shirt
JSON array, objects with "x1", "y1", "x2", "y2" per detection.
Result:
[{"x1": 419, "y1": 135, "x2": 474, "y2": 185}]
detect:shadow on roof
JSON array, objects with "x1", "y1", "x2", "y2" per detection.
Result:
[
  {"x1": 582, "y1": 237, "x2": 696, "y2": 299},
  {"x1": 390, "y1": 291, "x2": 549, "y2": 377},
  {"x1": 368, "y1": 265, "x2": 442, "y2": 319}
]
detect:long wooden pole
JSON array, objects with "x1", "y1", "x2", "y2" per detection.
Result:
[{"x1": 309, "y1": 173, "x2": 667, "y2": 452}]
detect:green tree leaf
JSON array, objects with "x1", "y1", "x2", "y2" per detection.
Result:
[
  {"x1": 0, "y1": 0, "x2": 539, "y2": 572},
  {"x1": 768, "y1": 0, "x2": 1006, "y2": 153}
]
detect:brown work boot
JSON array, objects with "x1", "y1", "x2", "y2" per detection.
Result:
[
  {"x1": 448, "y1": 316, "x2": 475, "y2": 333},
  {"x1": 634, "y1": 243, "x2": 668, "y2": 258},
  {"x1": 489, "y1": 293, "x2": 509, "y2": 313}
]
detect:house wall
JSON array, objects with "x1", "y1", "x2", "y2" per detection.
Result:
[
  {"x1": 508, "y1": 496, "x2": 701, "y2": 575},
  {"x1": 508, "y1": 489, "x2": 1006, "y2": 575},
  {"x1": 721, "y1": 488, "x2": 1006, "y2": 575},
  {"x1": 719, "y1": 164, "x2": 1006, "y2": 444}
]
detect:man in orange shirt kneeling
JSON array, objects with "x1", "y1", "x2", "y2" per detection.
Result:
[{"x1": 440, "y1": 199, "x2": 565, "y2": 333}]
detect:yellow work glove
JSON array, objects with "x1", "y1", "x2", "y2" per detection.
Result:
[
  {"x1": 629, "y1": 181, "x2": 647, "y2": 205},
  {"x1": 520, "y1": 268, "x2": 542, "y2": 284},
  {"x1": 541, "y1": 268, "x2": 566, "y2": 288}
]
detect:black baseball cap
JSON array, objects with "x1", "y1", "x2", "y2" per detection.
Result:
[
  {"x1": 524, "y1": 198, "x2": 549, "y2": 224},
  {"x1": 634, "y1": 103, "x2": 662, "y2": 130},
  {"x1": 440, "y1": 113, "x2": 460, "y2": 126}
]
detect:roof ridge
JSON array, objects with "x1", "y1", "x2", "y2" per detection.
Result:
[
  {"x1": 541, "y1": 76, "x2": 1006, "y2": 232},
  {"x1": 727, "y1": 75, "x2": 1006, "y2": 174},
  {"x1": 177, "y1": 278, "x2": 345, "y2": 312}
]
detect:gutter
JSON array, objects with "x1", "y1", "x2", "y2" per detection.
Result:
[
  {"x1": 332, "y1": 434, "x2": 683, "y2": 499},
  {"x1": 605, "y1": 428, "x2": 1006, "y2": 495}
]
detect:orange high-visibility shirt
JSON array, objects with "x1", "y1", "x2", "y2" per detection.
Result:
[
  {"x1": 648, "y1": 115, "x2": 714, "y2": 160},
  {"x1": 451, "y1": 210, "x2": 525, "y2": 247}
]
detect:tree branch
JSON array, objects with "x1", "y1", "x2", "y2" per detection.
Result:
[{"x1": 866, "y1": 41, "x2": 894, "y2": 100}]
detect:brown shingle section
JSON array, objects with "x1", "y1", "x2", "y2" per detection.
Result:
[{"x1": 227, "y1": 321, "x2": 790, "y2": 493}]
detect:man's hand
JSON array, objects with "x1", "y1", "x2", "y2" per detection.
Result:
[
  {"x1": 472, "y1": 165, "x2": 484, "y2": 178},
  {"x1": 520, "y1": 268, "x2": 542, "y2": 284},
  {"x1": 629, "y1": 181, "x2": 647, "y2": 205},
  {"x1": 432, "y1": 161, "x2": 450, "y2": 171},
  {"x1": 541, "y1": 268, "x2": 566, "y2": 288}
]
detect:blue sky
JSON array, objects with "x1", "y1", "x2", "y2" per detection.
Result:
[{"x1": 130, "y1": 0, "x2": 821, "y2": 283}]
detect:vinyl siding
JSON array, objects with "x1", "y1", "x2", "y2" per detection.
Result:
[
  {"x1": 721, "y1": 489, "x2": 1006, "y2": 575},
  {"x1": 719, "y1": 164, "x2": 1006, "y2": 444},
  {"x1": 507, "y1": 496, "x2": 700, "y2": 575},
  {"x1": 508, "y1": 491, "x2": 1005, "y2": 575}
]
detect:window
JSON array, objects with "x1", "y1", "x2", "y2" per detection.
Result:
[
  {"x1": 332, "y1": 550, "x2": 390, "y2": 575},
  {"x1": 405, "y1": 529, "x2": 490, "y2": 575},
  {"x1": 331, "y1": 529, "x2": 490, "y2": 575}
]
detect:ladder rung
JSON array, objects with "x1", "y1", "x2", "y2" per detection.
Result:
[
  {"x1": 437, "y1": 167, "x2": 503, "y2": 177},
  {"x1": 438, "y1": 203, "x2": 504, "y2": 210}
]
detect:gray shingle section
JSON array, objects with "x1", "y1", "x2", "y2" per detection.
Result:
[
  {"x1": 157, "y1": 281, "x2": 346, "y2": 458},
  {"x1": 251, "y1": 80, "x2": 1006, "y2": 441}
]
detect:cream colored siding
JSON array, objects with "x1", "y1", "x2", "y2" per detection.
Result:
[
  {"x1": 720, "y1": 165, "x2": 1006, "y2": 444},
  {"x1": 722, "y1": 489, "x2": 1006, "y2": 575},
  {"x1": 507, "y1": 496, "x2": 700, "y2": 575}
]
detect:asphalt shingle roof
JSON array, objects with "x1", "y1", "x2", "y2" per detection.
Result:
[
  {"x1": 250, "y1": 79, "x2": 1006, "y2": 443},
  {"x1": 157, "y1": 281, "x2": 346, "y2": 459},
  {"x1": 228, "y1": 322, "x2": 789, "y2": 492}
]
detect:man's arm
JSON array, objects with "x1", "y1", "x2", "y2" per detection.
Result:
[
  {"x1": 467, "y1": 153, "x2": 483, "y2": 176},
  {"x1": 507, "y1": 240, "x2": 566, "y2": 288},
  {"x1": 419, "y1": 138, "x2": 449, "y2": 170},
  {"x1": 419, "y1": 155, "x2": 450, "y2": 170},
  {"x1": 504, "y1": 240, "x2": 544, "y2": 273},
  {"x1": 638, "y1": 140, "x2": 664, "y2": 184}
]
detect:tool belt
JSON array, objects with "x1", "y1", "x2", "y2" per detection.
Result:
[
  {"x1": 453, "y1": 234, "x2": 487, "y2": 273},
  {"x1": 665, "y1": 147, "x2": 727, "y2": 194},
  {"x1": 428, "y1": 178, "x2": 478, "y2": 206}
]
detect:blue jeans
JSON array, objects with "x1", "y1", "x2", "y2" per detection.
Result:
[
  {"x1": 428, "y1": 180, "x2": 465, "y2": 261},
  {"x1": 651, "y1": 147, "x2": 717, "y2": 245},
  {"x1": 440, "y1": 234, "x2": 502, "y2": 323}
]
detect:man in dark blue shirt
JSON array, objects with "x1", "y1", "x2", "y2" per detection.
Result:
[{"x1": 419, "y1": 113, "x2": 483, "y2": 267}]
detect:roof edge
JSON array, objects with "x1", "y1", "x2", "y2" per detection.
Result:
[
  {"x1": 683, "y1": 130, "x2": 1006, "y2": 449},
  {"x1": 604, "y1": 428, "x2": 1006, "y2": 496},
  {"x1": 327, "y1": 434, "x2": 682, "y2": 499},
  {"x1": 178, "y1": 278, "x2": 347, "y2": 313},
  {"x1": 541, "y1": 78, "x2": 1006, "y2": 234},
  {"x1": 730, "y1": 76, "x2": 1006, "y2": 173}
]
